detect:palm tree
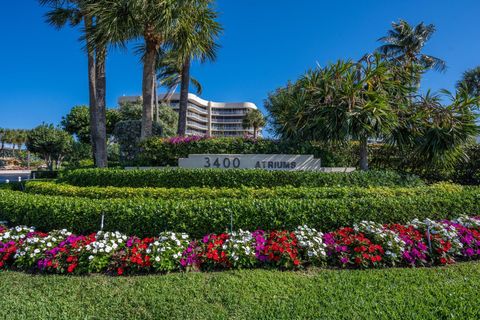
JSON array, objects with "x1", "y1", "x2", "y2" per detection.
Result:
[
  {"x1": 411, "y1": 89, "x2": 479, "y2": 166},
  {"x1": 88, "y1": 0, "x2": 180, "y2": 139},
  {"x1": 457, "y1": 66, "x2": 480, "y2": 98},
  {"x1": 377, "y1": 20, "x2": 446, "y2": 79},
  {"x1": 156, "y1": 51, "x2": 203, "y2": 104},
  {"x1": 170, "y1": 0, "x2": 221, "y2": 136},
  {"x1": 242, "y1": 109, "x2": 266, "y2": 139},
  {"x1": 39, "y1": 0, "x2": 108, "y2": 167},
  {"x1": 266, "y1": 55, "x2": 406, "y2": 171},
  {"x1": 0, "y1": 128, "x2": 5, "y2": 151}
]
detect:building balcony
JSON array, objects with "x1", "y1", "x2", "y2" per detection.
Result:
[
  {"x1": 211, "y1": 109, "x2": 248, "y2": 116},
  {"x1": 187, "y1": 112, "x2": 208, "y2": 122},
  {"x1": 188, "y1": 122, "x2": 209, "y2": 130},
  {"x1": 211, "y1": 118, "x2": 243, "y2": 124}
]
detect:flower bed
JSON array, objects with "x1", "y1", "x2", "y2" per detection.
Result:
[{"x1": 1, "y1": 216, "x2": 480, "y2": 275}]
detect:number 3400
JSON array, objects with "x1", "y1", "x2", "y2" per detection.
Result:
[{"x1": 204, "y1": 157, "x2": 241, "y2": 168}]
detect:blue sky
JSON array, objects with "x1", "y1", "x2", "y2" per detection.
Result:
[{"x1": 0, "y1": 0, "x2": 479, "y2": 129}]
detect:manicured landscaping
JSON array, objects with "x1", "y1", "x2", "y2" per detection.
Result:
[
  {"x1": 1, "y1": 263, "x2": 480, "y2": 319},
  {"x1": 24, "y1": 180, "x2": 469, "y2": 200},
  {"x1": 59, "y1": 168, "x2": 423, "y2": 188},
  {"x1": 1, "y1": 188, "x2": 479, "y2": 237}
]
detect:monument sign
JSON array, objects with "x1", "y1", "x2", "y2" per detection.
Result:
[{"x1": 179, "y1": 154, "x2": 327, "y2": 171}]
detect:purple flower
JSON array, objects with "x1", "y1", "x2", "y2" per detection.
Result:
[{"x1": 464, "y1": 248, "x2": 475, "y2": 257}]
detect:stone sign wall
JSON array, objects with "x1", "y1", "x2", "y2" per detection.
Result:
[{"x1": 177, "y1": 154, "x2": 348, "y2": 171}]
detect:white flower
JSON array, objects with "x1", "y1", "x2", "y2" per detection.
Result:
[
  {"x1": 88, "y1": 255, "x2": 94, "y2": 260},
  {"x1": 155, "y1": 256, "x2": 160, "y2": 262}
]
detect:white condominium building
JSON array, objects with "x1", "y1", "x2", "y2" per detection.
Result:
[{"x1": 119, "y1": 93, "x2": 261, "y2": 137}]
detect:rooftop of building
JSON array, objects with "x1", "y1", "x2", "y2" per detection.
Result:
[{"x1": 119, "y1": 93, "x2": 258, "y2": 110}]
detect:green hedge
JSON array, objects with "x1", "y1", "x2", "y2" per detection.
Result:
[
  {"x1": 59, "y1": 169, "x2": 423, "y2": 188},
  {"x1": 25, "y1": 180, "x2": 465, "y2": 200},
  {"x1": 1, "y1": 189, "x2": 478, "y2": 238}
]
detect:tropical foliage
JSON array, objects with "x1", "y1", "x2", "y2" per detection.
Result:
[
  {"x1": 377, "y1": 20, "x2": 446, "y2": 74},
  {"x1": 266, "y1": 21, "x2": 479, "y2": 171},
  {"x1": 242, "y1": 109, "x2": 266, "y2": 139},
  {"x1": 39, "y1": 0, "x2": 109, "y2": 168},
  {"x1": 457, "y1": 66, "x2": 480, "y2": 99},
  {"x1": 0, "y1": 129, "x2": 28, "y2": 154}
]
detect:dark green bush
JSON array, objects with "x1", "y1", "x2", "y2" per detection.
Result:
[
  {"x1": 1, "y1": 188, "x2": 478, "y2": 238},
  {"x1": 0, "y1": 182, "x2": 23, "y2": 191},
  {"x1": 31, "y1": 171, "x2": 59, "y2": 179},
  {"x1": 114, "y1": 120, "x2": 163, "y2": 163},
  {"x1": 450, "y1": 144, "x2": 480, "y2": 185},
  {"x1": 59, "y1": 169, "x2": 423, "y2": 188},
  {"x1": 368, "y1": 143, "x2": 480, "y2": 185},
  {"x1": 26, "y1": 181, "x2": 463, "y2": 200}
]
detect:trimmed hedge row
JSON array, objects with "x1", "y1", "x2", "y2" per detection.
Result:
[
  {"x1": 59, "y1": 169, "x2": 424, "y2": 188},
  {"x1": 1, "y1": 189, "x2": 478, "y2": 238},
  {"x1": 25, "y1": 181, "x2": 468, "y2": 200}
]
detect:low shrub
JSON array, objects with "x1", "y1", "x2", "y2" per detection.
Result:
[
  {"x1": 0, "y1": 188, "x2": 478, "y2": 238},
  {"x1": 30, "y1": 170, "x2": 59, "y2": 180},
  {"x1": 59, "y1": 168, "x2": 424, "y2": 188},
  {"x1": 25, "y1": 181, "x2": 466, "y2": 200}
]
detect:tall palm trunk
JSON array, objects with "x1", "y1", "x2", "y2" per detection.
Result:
[
  {"x1": 359, "y1": 137, "x2": 369, "y2": 171},
  {"x1": 178, "y1": 56, "x2": 191, "y2": 136},
  {"x1": 85, "y1": 16, "x2": 97, "y2": 165},
  {"x1": 141, "y1": 38, "x2": 159, "y2": 139},
  {"x1": 95, "y1": 46, "x2": 108, "y2": 168},
  {"x1": 154, "y1": 74, "x2": 159, "y2": 123}
]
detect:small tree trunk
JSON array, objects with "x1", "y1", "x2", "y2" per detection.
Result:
[
  {"x1": 253, "y1": 125, "x2": 258, "y2": 139},
  {"x1": 177, "y1": 56, "x2": 191, "y2": 136},
  {"x1": 85, "y1": 16, "x2": 97, "y2": 165},
  {"x1": 141, "y1": 39, "x2": 158, "y2": 139},
  {"x1": 359, "y1": 137, "x2": 369, "y2": 171},
  {"x1": 95, "y1": 46, "x2": 108, "y2": 168}
]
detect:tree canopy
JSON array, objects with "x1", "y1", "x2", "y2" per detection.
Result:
[{"x1": 26, "y1": 124, "x2": 73, "y2": 170}]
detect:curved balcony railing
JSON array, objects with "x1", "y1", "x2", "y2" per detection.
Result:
[{"x1": 187, "y1": 112, "x2": 208, "y2": 122}]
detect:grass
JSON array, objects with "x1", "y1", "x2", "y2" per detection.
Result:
[{"x1": 1, "y1": 262, "x2": 480, "y2": 319}]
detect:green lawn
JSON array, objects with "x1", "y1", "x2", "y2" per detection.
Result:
[{"x1": 1, "y1": 263, "x2": 480, "y2": 320}]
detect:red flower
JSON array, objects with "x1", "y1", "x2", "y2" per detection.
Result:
[{"x1": 67, "y1": 264, "x2": 77, "y2": 273}]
